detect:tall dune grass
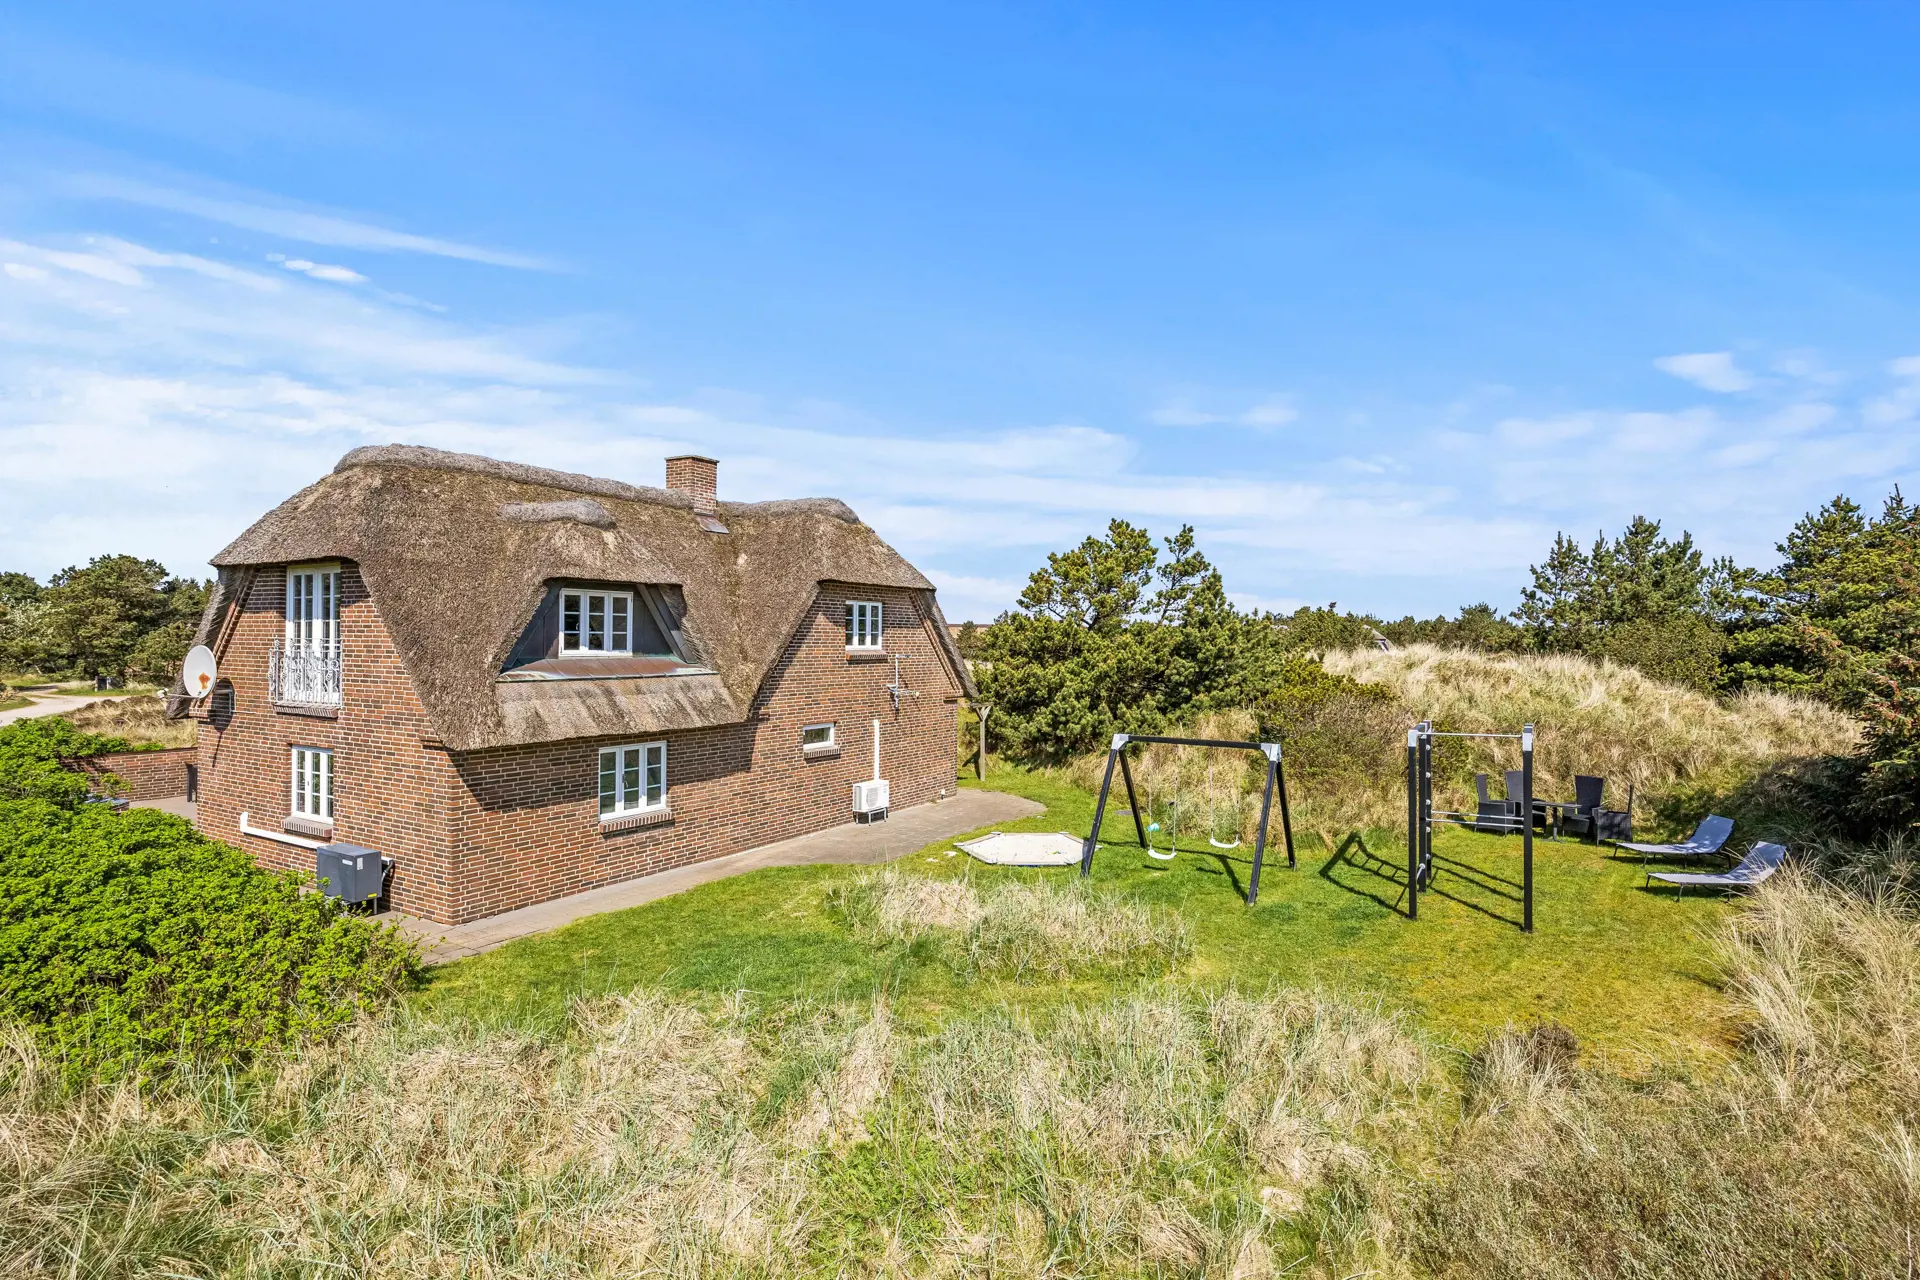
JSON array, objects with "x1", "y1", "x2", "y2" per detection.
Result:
[
  {"x1": 5, "y1": 870, "x2": 1916, "y2": 1277},
  {"x1": 1074, "y1": 645, "x2": 1859, "y2": 844}
]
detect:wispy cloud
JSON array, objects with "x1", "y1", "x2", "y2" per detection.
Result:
[
  {"x1": 58, "y1": 174, "x2": 551, "y2": 269},
  {"x1": 3, "y1": 226, "x2": 1916, "y2": 623},
  {"x1": 1654, "y1": 350, "x2": 1753, "y2": 393},
  {"x1": 1149, "y1": 393, "x2": 1297, "y2": 428}
]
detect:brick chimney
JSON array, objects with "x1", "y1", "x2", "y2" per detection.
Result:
[{"x1": 665, "y1": 455, "x2": 718, "y2": 513}]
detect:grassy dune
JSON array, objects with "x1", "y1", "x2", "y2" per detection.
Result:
[
  {"x1": 1081, "y1": 644, "x2": 1859, "y2": 844},
  {"x1": 6, "y1": 868, "x2": 1913, "y2": 1277}
]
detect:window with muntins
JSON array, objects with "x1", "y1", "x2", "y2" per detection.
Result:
[
  {"x1": 846, "y1": 601, "x2": 883, "y2": 650},
  {"x1": 801, "y1": 723, "x2": 836, "y2": 748},
  {"x1": 290, "y1": 746, "x2": 334, "y2": 821},
  {"x1": 599, "y1": 742, "x2": 666, "y2": 817},
  {"x1": 562, "y1": 590, "x2": 634, "y2": 654},
  {"x1": 286, "y1": 564, "x2": 338, "y2": 650}
]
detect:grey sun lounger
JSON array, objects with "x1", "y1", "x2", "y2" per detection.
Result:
[
  {"x1": 1646, "y1": 841, "x2": 1787, "y2": 895},
  {"x1": 1619, "y1": 814, "x2": 1734, "y2": 866}
]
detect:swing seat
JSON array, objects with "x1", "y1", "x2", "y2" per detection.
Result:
[
  {"x1": 1208, "y1": 836, "x2": 1241, "y2": 850},
  {"x1": 1147, "y1": 846, "x2": 1177, "y2": 861}
]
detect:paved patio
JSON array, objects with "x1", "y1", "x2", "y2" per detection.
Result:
[{"x1": 397, "y1": 787, "x2": 1047, "y2": 962}]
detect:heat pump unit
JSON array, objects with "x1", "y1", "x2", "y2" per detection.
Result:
[{"x1": 853, "y1": 779, "x2": 890, "y2": 822}]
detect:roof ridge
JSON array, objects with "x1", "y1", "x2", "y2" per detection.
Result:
[
  {"x1": 336, "y1": 444, "x2": 689, "y2": 508},
  {"x1": 336, "y1": 444, "x2": 861, "y2": 523}
]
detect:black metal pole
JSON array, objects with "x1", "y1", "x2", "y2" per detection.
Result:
[
  {"x1": 1522, "y1": 723, "x2": 1535, "y2": 933},
  {"x1": 1405, "y1": 727, "x2": 1419, "y2": 919},
  {"x1": 1273, "y1": 747, "x2": 1296, "y2": 870},
  {"x1": 1418, "y1": 725, "x2": 1434, "y2": 889},
  {"x1": 1082, "y1": 745, "x2": 1120, "y2": 877},
  {"x1": 1116, "y1": 746, "x2": 1148, "y2": 848},
  {"x1": 1248, "y1": 756, "x2": 1277, "y2": 905}
]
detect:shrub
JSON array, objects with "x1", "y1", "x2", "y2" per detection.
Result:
[
  {"x1": 0, "y1": 715, "x2": 132, "y2": 806},
  {"x1": 0, "y1": 802, "x2": 418, "y2": 1076}
]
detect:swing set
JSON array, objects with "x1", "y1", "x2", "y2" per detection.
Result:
[
  {"x1": 1079, "y1": 733, "x2": 1296, "y2": 904},
  {"x1": 1406, "y1": 720, "x2": 1535, "y2": 933}
]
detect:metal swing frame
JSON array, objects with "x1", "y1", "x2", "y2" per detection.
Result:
[
  {"x1": 1080, "y1": 734, "x2": 1296, "y2": 905},
  {"x1": 1406, "y1": 720, "x2": 1535, "y2": 933}
]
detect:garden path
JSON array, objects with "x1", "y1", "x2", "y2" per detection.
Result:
[{"x1": 398, "y1": 787, "x2": 1045, "y2": 962}]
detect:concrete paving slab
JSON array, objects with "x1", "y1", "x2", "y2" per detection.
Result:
[
  {"x1": 131, "y1": 796, "x2": 197, "y2": 819},
  {"x1": 397, "y1": 787, "x2": 1046, "y2": 962}
]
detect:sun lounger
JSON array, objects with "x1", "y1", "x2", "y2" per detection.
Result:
[
  {"x1": 1646, "y1": 841, "x2": 1786, "y2": 895},
  {"x1": 1619, "y1": 814, "x2": 1735, "y2": 867}
]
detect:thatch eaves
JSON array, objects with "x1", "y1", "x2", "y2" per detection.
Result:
[{"x1": 179, "y1": 444, "x2": 974, "y2": 750}]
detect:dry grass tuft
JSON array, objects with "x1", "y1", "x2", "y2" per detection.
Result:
[
  {"x1": 61, "y1": 694, "x2": 196, "y2": 749},
  {"x1": 831, "y1": 867, "x2": 1192, "y2": 979}
]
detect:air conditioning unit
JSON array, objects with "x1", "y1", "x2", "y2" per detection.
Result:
[{"x1": 853, "y1": 778, "x2": 890, "y2": 822}]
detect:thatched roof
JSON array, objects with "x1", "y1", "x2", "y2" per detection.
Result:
[{"x1": 174, "y1": 445, "x2": 973, "y2": 750}]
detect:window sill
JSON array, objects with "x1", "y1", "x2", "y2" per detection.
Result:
[
  {"x1": 845, "y1": 649, "x2": 889, "y2": 662},
  {"x1": 599, "y1": 807, "x2": 673, "y2": 833},
  {"x1": 284, "y1": 814, "x2": 335, "y2": 839},
  {"x1": 274, "y1": 702, "x2": 341, "y2": 719},
  {"x1": 802, "y1": 745, "x2": 842, "y2": 761}
]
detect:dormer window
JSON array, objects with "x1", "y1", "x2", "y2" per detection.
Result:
[{"x1": 561, "y1": 590, "x2": 634, "y2": 655}]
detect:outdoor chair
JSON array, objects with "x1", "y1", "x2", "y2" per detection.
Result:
[
  {"x1": 1619, "y1": 814, "x2": 1735, "y2": 868},
  {"x1": 1474, "y1": 773, "x2": 1519, "y2": 834},
  {"x1": 1647, "y1": 841, "x2": 1787, "y2": 895},
  {"x1": 1558, "y1": 775, "x2": 1606, "y2": 838}
]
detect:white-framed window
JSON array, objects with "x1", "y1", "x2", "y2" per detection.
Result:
[
  {"x1": 801, "y1": 723, "x2": 836, "y2": 749},
  {"x1": 599, "y1": 741, "x2": 666, "y2": 818},
  {"x1": 562, "y1": 589, "x2": 635, "y2": 655},
  {"x1": 290, "y1": 746, "x2": 334, "y2": 822},
  {"x1": 286, "y1": 563, "x2": 339, "y2": 650},
  {"x1": 846, "y1": 600, "x2": 883, "y2": 650}
]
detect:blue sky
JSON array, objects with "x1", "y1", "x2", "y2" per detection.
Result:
[{"x1": 3, "y1": 2, "x2": 1918, "y2": 622}]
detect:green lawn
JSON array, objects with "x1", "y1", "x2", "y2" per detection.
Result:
[
  {"x1": 415, "y1": 765, "x2": 1735, "y2": 1067},
  {"x1": 0, "y1": 694, "x2": 32, "y2": 712}
]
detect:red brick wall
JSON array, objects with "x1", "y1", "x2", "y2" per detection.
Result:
[
  {"x1": 70, "y1": 747, "x2": 194, "y2": 801},
  {"x1": 192, "y1": 563, "x2": 461, "y2": 921},
  {"x1": 443, "y1": 583, "x2": 963, "y2": 922},
  {"x1": 196, "y1": 569, "x2": 964, "y2": 926}
]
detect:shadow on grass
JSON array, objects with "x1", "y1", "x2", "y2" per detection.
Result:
[{"x1": 1317, "y1": 831, "x2": 1411, "y2": 918}]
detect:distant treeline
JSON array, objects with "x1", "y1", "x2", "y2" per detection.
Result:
[
  {"x1": 961, "y1": 488, "x2": 1918, "y2": 834},
  {"x1": 0, "y1": 556, "x2": 208, "y2": 685}
]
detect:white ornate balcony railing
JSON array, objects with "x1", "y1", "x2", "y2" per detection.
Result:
[{"x1": 270, "y1": 641, "x2": 342, "y2": 707}]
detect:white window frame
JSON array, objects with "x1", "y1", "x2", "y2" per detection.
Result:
[
  {"x1": 290, "y1": 746, "x2": 334, "y2": 823},
  {"x1": 845, "y1": 600, "x2": 883, "y2": 651},
  {"x1": 286, "y1": 563, "x2": 340, "y2": 651},
  {"x1": 561, "y1": 589, "x2": 637, "y2": 656},
  {"x1": 801, "y1": 723, "x2": 837, "y2": 750},
  {"x1": 599, "y1": 741, "x2": 667, "y2": 819}
]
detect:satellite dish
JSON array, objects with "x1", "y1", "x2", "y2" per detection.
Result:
[{"x1": 181, "y1": 645, "x2": 218, "y2": 699}]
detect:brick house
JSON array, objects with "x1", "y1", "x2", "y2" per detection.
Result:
[{"x1": 168, "y1": 445, "x2": 974, "y2": 925}]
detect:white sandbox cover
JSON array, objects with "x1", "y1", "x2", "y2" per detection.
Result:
[{"x1": 955, "y1": 831, "x2": 1086, "y2": 866}]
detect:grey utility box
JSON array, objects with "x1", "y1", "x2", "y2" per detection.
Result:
[{"x1": 316, "y1": 842, "x2": 384, "y2": 905}]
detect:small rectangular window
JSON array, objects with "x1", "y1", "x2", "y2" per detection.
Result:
[
  {"x1": 290, "y1": 746, "x2": 334, "y2": 821},
  {"x1": 561, "y1": 590, "x2": 638, "y2": 656},
  {"x1": 801, "y1": 723, "x2": 836, "y2": 749},
  {"x1": 599, "y1": 741, "x2": 667, "y2": 818},
  {"x1": 846, "y1": 601, "x2": 883, "y2": 650}
]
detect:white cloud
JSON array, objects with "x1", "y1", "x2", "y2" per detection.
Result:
[
  {"x1": 274, "y1": 256, "x2": 368, "y2": 284},
  {"x1": 58, "y1": 173, "x2": 551, "y2": 269},
  {"x1": 1654, "y1": 351, "x2": 1753, "y2": 393},
  {"x1": 3, "y1": 227, "x2": 1917, "y2": 623},
  {"x1": 1148, "y1": 393, "x2": 1296, "y2": 428}
]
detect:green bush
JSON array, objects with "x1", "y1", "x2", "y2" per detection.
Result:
[
  {"x1": 0, "y1": 715, "x2": 134, "y2": 805},
  {"x1": 0, "y1": 801, "x2": 419, "y2": 1076}
]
